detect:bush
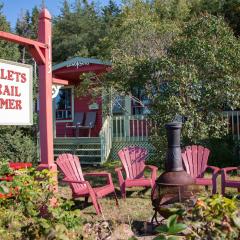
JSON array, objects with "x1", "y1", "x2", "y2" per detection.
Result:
[
  {"x1": 0, "y1": 167, "x2": 83, "y2": 240},
  {"x1": 0, "y1": 126, "x2": 38, "y2": 164},
  {"x1": 154, "y1": 194, "x2": 240, "y2": 240},
  {"x1": 201, "y1": 135, "x2": 240, "y2": 167}
]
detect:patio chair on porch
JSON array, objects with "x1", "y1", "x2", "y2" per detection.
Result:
[
  {"x1": 115, "y1": 146, "x2": 158, "y2": 199},
  {"x1": 181, "y1": 145, "x2": 220, "y2": 194},
  {"x1": 56, "y1": 153, "x2": 118, "y2": 215},
  {"x1": 78, "y1": 111, "x2": 97, "y2": 137},
  {"x1": 65, "y1": 112, "x2": 84, "y2": 137}
]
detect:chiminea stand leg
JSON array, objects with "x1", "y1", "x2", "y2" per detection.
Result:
[
  {"x1": 151, "y1": 208, "x2": 165, "y2": 226},
  {"x1": 178, "y1": 186, "x2": 182, "y2": 202}
]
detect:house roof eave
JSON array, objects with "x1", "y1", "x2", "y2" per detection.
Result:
[{"x1": 52, "y1": 56, "x2": 111, "y2": 71}]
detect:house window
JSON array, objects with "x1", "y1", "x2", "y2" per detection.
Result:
[
  {"x1": 112, "y1": 95, "x2": 125, "y2": 115},
  {"x1": 132, "y1": 88, "x2": 151, "y2": 115},
  {"x1": 55, "y1": 87, "x2": 73, "y2": 121}
]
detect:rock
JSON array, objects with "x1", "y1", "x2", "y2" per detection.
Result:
[
  {"x1": 82, "y1": 220, "x2": 112, "y2": 240},
  {"x1": 111, "y1": 224, "x2": 134, "y2": 240}
]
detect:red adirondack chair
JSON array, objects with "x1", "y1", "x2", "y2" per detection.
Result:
[
  {"x1": 182, "y1": 145, "x2": 220, "y2": 194},
  {"x1": 115, "y1": 146, "x2": 158, "y2": 198},
  {"x1": 221, "y1": 167, "x2": 240, "y2": 195},
  {"x1": 56, "y1": 153, "x2": 118, "y2": 215}
]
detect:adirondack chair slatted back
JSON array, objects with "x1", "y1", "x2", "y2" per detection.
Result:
[
  {"x1": 73, "y1": 112, "x2": 84, "y2": 125},
  {"x1": 118, "y1": 146, "x2": 148, "y2": 179},
  {"x1": 84, "y1": 112, "x2": 97, "y2": 128},
  {"x1": 56, "y1": 154, "x2": 86, "y2": 193},
  {"x1": 182, "y1": 145, "x2": 210, "y2": 178}
]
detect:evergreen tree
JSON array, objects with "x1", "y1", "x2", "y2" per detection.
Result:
[
  {"x1": 30, "y1": 6, "x2": 40, "y2": 39},
  {"x1": 97, "y1": 0, "x2": 121, "y2": 58},
  {"x1": 16, "y1": 7, "x2": 39, "y2": 63},
  {"x1": 102, "y1": 0, "x2": 121, "y2": 28},
  {"x1": 53, "y1": 0, "x2": 103, "y2": 62},
  {"x1": 0, "y1": 3, "x2": 20, "y2": 61}
]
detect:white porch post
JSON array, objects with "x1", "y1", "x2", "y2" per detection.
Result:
[
  {"x1": 124, "y1": 96, "x2": 131, "y2": 138},
  {"x1": 52, "y1": 99, "x2": 56, "y2": 138}
]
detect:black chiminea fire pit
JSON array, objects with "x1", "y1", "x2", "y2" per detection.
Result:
[{"x1": 151, "y1": 122, "x2": 194, "y2": 223}]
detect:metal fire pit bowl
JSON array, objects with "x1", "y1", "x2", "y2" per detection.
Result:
[{"x1": 151, "y1": 182, "x2": 199, "y2": 224}]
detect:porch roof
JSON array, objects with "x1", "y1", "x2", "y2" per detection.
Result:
[{"x1": 52, "y1": 57, "x2": 111, "y2": 82}]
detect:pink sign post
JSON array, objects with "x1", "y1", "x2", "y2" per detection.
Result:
[
  {"x1": 37, "y1": 9, "x2": 56, "y2": 173},
  {"x1": 0, "y1": 8, "x2": 66, "y2": 187}
]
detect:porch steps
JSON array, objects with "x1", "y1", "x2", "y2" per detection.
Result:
[{"x1": 54, "y1": 137, "x2": 102, "y2": 164}]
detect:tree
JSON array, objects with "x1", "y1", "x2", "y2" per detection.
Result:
[
  {"x1": 101, "y1": 2, "x2": 240, "y2": 163},
  {"x1": 0, "y1": 4, "x2": 20, "y2": 61},
  {"x1": 150, "y1": 14, "x2": 240, "y2": 142},
  {"x1": 101, "y1": 0, "x2": 181, "y2": 91},
  {"x1": 30, "y1": 6, "x2": 40, "y2": 39},
  {"x1": 16, "y1": 7, "x2": 39, "y2": 62},
  {"x1": 97, "y1": 0, "x2": 121, "y2": 58},
  {"x1": 52, "y1": 0, "x2": 102, "y2": 62},
  {"x1": 185, "y1": 0, "x2": 240, "y2": 36}
]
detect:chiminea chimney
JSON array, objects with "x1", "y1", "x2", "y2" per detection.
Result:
[{"x1": 156, "y1": 122, "x2": 193, "y2": 186}]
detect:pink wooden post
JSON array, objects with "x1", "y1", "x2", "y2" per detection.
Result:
[{"x1": 37, "y1": 9, "x2": 56, "y2": 174}]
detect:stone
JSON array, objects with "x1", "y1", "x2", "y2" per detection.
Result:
[{"x1": 111, "y1": 223, "x2": 134, "y2": 240}]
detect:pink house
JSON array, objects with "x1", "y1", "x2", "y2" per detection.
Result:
[{"x1": 52, "y1": 57, "x2": 154, "y2": 164}]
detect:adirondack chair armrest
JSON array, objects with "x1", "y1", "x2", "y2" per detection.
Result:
[
  {"x1": 115, "y1": 167, "x2": 125, "y2": 185},
  {"x1": 206, "y1": 165, "x2": 220, "y2": 174},
  {"x1": 205, "y1": 166, "x2": 220, "y2": 181},
  {"x1": 62, "y1": 178, "x2": 96, "y2": 195},
  {"x1": 62, "y1": 177, "x2": 88, "y2": 184},
  {"x1": 145, "y1": 165, "x2": 158, "y2": 182},
  {"x1": 65, "y1": 122, "x2": 71, "y2": 127},
  {"x1": 221, "y1": 167, "x2": 238, "y2": 180},
  {"x1": 84, "y1": 172, "x2": 113, "y2": 185}
]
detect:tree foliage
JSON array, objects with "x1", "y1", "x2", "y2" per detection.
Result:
[
  {"x1": 0, "y1": 4, "x2": 20, "y2": 61},
  {"x1": 151, "y1": 14, "x2": 240, "y2": 142},
  {"x1": 53, "y1": 0, "x2": 101, "y2": 61},
  {"x1": 100, "y1": 1, "x2": 240, "y2": 163}
]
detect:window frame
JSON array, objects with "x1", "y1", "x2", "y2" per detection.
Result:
[{"x1": 55, "y1": 86, "x2": 74, "y2": 123}]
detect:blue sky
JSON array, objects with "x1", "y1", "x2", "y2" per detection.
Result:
[{"x1": 1, "y1": 0, "x2": 116, "y2": 29}]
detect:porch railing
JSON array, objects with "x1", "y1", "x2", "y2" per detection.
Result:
[
  {"x1": 112, "y1": 115, "x2": 154, "y2": 141},
  {"x1": 112, "y1": 112, "x2": 240, "y2": 141},
  {"x1": 224, "y1": 110, "x2": 240, "y2": 140},
  {"x1": 98, "y1": 111, "x2": 240, "y2": 163},
  {"x1": 99, "y1": 116, "x2": 112, "y2": 162}
]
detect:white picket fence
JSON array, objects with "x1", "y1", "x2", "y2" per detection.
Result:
[{"x1": 111, "y1": 115, "x2": 155, "y2": 141}]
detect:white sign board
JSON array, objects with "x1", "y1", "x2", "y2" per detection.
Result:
[
  {"x1": 89, "y1": 102, "x2": 99, "y2": 110},
  {"x1": 0, "y1": 59, "x2": 33, "y2": 125}
]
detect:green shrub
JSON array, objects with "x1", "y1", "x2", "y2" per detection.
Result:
[
  {"x1": 205, "y1": 136, "x2": 240, "y2": 167},
  {"x1": 154, "y1": 194, "x2": 240, "y2": 240},
  {"x1": 0, "y1": 126, "x2": 38, "y2": 164},
  {"x1": 0, "y1": 166, "x2": 83, "y2": 240}
]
